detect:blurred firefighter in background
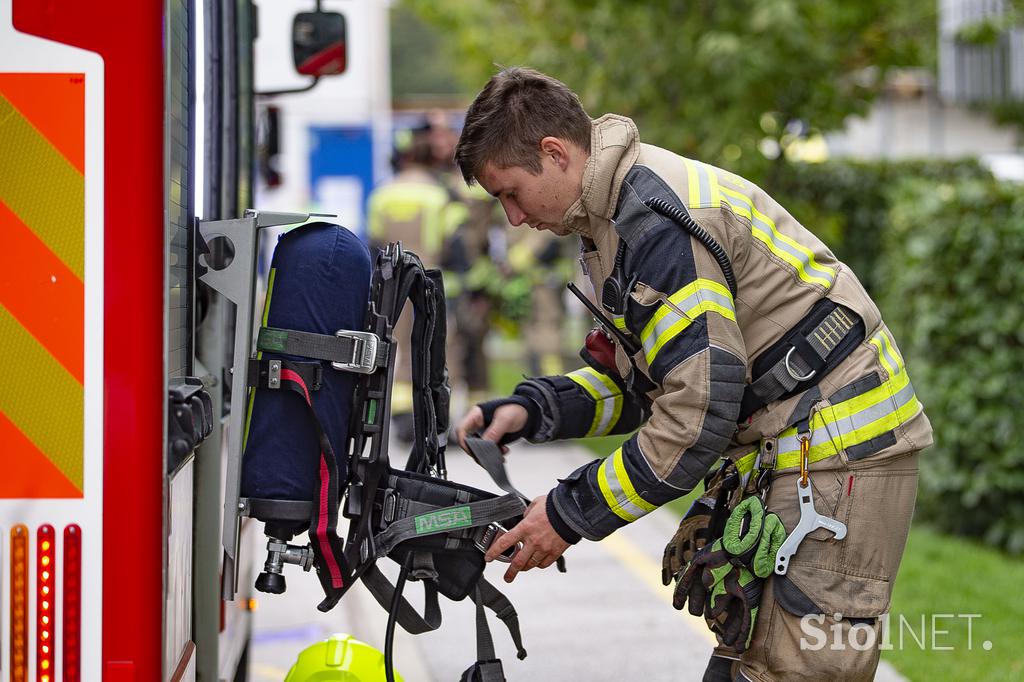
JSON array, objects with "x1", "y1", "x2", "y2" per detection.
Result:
[
  {"x1": 432, "y1": 109, "x2": 576, "y2": 408},
  {"x1": 366, "y1": 123, "x2": 448, "y2": 442},
  {"x1": 441, "y1": 181, "x2": 501, "y2": 409},
  {"x1": 504, "y1": 228, "x2": 575, "y2": 377},
  {"x1": 371, "y1": 112, "x2": 575, "y2": 438},
  {"x1": 425, "y1": 110, "x2": 501, "y2": 414}
]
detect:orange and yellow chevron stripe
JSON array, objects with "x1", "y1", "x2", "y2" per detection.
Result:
[{"x1": 0, "y1": 73, "x2": 85, "y2": 498}]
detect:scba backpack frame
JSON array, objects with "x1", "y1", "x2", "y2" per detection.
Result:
[{"x1": 197, "y1": 213, "x2": 537, "y2": 681}]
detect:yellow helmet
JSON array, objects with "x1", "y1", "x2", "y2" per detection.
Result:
[{"x1": 285, "y1": 633, "x2": 403, "y2": 682}]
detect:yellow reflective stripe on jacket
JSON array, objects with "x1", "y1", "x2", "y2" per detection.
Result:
[
  {"x1": 612, "y1": 314, "x2": 627, "y2": 331},
  {"x1": 869, "y1": 329, "x2": 904, "y2": 379},
  {"x1": 719, "y1": 186, "x2": 836, "y2": 289},
  {"x1": 776, "y1": 370, "x2": 920, "y2": 469},
  {"x1": 640, "y1": 278, "x2": 735, "y2": 366},
  {"x1": 736, "y1": 370, "x2": 921, "y2": 478},
  {"x1": 682, "y1": 158, "x2": 722, "y2": 209},
  {"x1": 567, "y1": 367, "x2": 624, "y2": 436},
  {"x1": 597, "y1": 448, "x2": 657, "y2": 522},
  {"x1": 735, "y1": 449, "x2": 759, "y2": 477}
]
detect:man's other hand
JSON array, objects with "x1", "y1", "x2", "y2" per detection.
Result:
[
  {"x1": 485, "y1": 494, "x2": 570, "y2": 583},
  {"x1": 457, "y1": 403, "x2": 529, "y2": 454}
]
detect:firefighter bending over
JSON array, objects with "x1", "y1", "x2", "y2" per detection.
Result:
[{"x1": 453, "y1": 68, "x2": 931, "y2": 681}]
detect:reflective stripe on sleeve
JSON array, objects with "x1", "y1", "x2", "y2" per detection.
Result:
[
  {"x1": 640, "y1": 278, "x2": 735, "y2": 366},
  {"x1": 720, "y1": 187, "x2": 835, "y2": 289},
  {"x1": 567, "y1": 367, "x2": 624, "y2": 436},
  {"x1": 682, "y1": 158, "x2": 721, "y2": 208},
  {"x1": 597, "y1": 448, "x2": 658, "y2": 522},
  {"x1": 869, "y1": 329, "x2": 904, "y2": 378}
]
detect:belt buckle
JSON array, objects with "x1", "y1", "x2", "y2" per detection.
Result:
[
  {"x1": 331, "y1": 330, "x2": 380, "y2": 374},
  {"x1": 473, "y1": 523, "x2": 522, "y2": 563}
]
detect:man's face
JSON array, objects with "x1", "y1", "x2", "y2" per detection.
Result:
[{"x1": 476, "y1": 148, "x2": 580, "y2": 236}]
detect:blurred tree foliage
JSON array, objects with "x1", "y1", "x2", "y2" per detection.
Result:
[
  {"x1": 404, "y1": 0, "x2": 937, "y2": 176},
  {"x1": 877, "y1": 176, "x2": 1024, "y2": 554},
  {"x1": 390, "y1": 3, "x2": 464, "y2": 103}
]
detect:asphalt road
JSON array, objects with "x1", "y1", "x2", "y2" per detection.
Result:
[{"x1": 247, "y1": 438, "x2": 906, "y2": 682}]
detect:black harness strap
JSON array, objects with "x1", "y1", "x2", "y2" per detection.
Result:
[
  {"x1": 257, "y1": 326, "x2": 389, "y2": 372},
  {"x1": 738, "y1": 299, "x2": 865, "y2": 422},
  {"x1": 362, "y1": 561, "x2": 443, "y2": 634},
  {"x1": 475, "y1": 578, "x2": 527, "y2": 660}
]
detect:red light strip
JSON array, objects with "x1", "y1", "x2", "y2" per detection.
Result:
[
  {"x1": 11, "y1": 524, "x2": 29, "y2": 682},
  {"x1": 36, "y1": 524, "x2": 55, "y2": 682},
  {"x1": 63, "y1": 525, "x2": 82, "y2": 682}
]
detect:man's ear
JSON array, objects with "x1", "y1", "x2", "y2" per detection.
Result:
[{"x1": 540, "y1": 136, "x2": 571, "y2": 170}]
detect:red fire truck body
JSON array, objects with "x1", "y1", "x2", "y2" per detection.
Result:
[{"x1": 0, "y1": 1, "x2": 283, "y2": 679}]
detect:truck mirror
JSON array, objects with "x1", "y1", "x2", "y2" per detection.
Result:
[{"x1": 292, "y1": 11, "x2": 347, "y2": 77}]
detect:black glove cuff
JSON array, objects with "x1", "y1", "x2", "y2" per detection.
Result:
[
  {"x1": 477, "y1": 394, "x2": 540, "y2": 444},
  {"x1": 546, "y1": 494, "x2": 582, "y2": 545}
]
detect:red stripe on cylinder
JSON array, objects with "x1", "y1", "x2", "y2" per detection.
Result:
[
  {"x1": 63, "y1": 525, "x2": 82, "y2": 682},
  {"x1": 36, "y1": 524, "x2": 55, "y2": 682}
]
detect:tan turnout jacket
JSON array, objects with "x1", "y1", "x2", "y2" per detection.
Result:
[{"x1": 513, "y1": 115, "x2": 932, "y2": 543}]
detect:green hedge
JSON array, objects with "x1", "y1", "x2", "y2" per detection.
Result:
[
  {"x1": 877, "y1": 177, "x2": 1024, "y2": 553},
  {"x1": 763, "y1": 159, "x2": 992, "y2": 295}
]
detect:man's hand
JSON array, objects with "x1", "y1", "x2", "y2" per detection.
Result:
[
  {"x1": 457, "y1": 403, "x2": 529, "y2": 454},
  {"x1": 485, "y1": 494, "x2": 570, "y2": 583}
]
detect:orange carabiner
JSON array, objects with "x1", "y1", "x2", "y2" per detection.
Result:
[{"x1": 799, "y1": 435, "x2": 810, "y2": 487}]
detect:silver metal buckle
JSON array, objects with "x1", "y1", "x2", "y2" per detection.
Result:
[
  {"x1": 784, "y1": 346, "x2": 816, "y2": 382},
  {"x1": 473, "y1": 523, "x2": 522, "y2": 563},
  {"x1": 331, "y1": 330, "x2": 380, "y2": 374}
]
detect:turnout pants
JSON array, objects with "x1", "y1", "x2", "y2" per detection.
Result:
[{"x1": 710, "y1": 451, "x2": 920, "y2": 682}]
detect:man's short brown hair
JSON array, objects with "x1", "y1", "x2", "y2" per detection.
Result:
[{"x1": 455, "y1": 67, "x2": 591, "y2": 185}]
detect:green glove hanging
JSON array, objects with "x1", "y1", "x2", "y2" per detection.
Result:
[{"x1": 672, "y1": 496, "x2": 787, "y2": 651}]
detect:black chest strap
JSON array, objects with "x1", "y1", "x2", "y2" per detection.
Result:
[{"x1": 739, "y1": 298, "x2": 865, "y2": 422}]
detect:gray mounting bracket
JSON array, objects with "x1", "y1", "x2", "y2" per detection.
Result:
[{"x1": 196, "y1": 209, "x2": 332, "y2": 601}]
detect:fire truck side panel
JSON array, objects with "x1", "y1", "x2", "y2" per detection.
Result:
[
  {"x1": 13, "y1": 1, "x2": 166, "y2": 679},
  {"x1": 2, "y1": 1, "x2": 106, "y2": 680}
]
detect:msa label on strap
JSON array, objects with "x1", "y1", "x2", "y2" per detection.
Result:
[{"x1": 414, "y1": 506, "x2": 472, "y2": 534}]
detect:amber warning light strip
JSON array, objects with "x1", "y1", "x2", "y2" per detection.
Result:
[{"x1": 11, "y1": 524, "x2": 29, "y2": 682}]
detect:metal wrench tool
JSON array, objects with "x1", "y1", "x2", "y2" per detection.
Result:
[{"x1": 774, "y1": 476, "x2": 848, "y2": 575}]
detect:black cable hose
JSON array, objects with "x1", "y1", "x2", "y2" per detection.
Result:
[
  {"x1": 385, "y1": 561, "x2": 411, "y2": 682},
  {"x1": 643, "y1": 196, "x2": 738, "y2": 300}
]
